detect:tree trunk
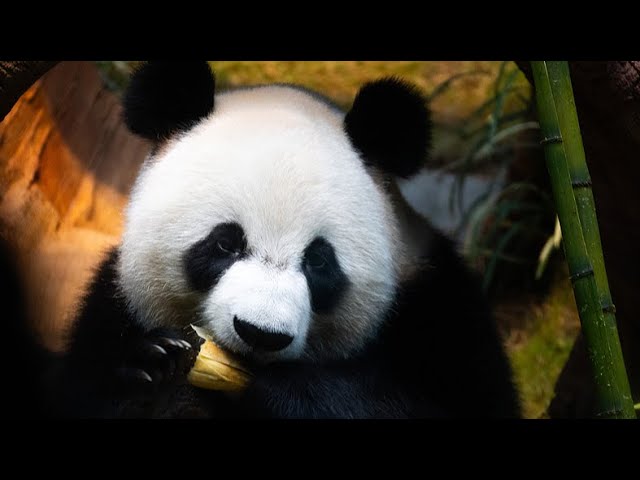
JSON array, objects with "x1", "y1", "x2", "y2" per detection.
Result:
[
  {"x1": 517, "y1": 61, "x2": 640, "y2": 417},
  {"x1": 0, "y1": 61, "x2": 150, "y2": 351}
]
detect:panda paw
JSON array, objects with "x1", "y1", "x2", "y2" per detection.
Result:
[{"x1": 114, "y1": 328, "x2": 199, "y2": 392}]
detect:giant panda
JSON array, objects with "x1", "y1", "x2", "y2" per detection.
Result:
[{"x1": 43, "y1": 62, "x2": 520, "y2": 418}]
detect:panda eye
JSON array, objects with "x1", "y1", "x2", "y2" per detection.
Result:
[
  {"x1": 301, "y1": 236, "x2": 349, "y2": 314},
  {"x1": 303, "y1": 237, "x2": 335, "y2": 271},
  {"x1": 209, "y1": 223, "x2": 246, "y2": 256},
  {"x1": 305, "y1": 252, "x2": 327, "y2": 270},
  {"x1": 216, "y1": 237, "x2": 240, "y2": 255}
]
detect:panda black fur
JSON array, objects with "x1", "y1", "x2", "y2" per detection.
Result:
[{"x1": 43, "y1": 62, "x2": 520, "y2": 418}]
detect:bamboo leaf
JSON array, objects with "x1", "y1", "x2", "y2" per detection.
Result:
[
  {"x1": 482, "y1": 222, "x2": 526, "y2": 292},
  {"x1": 536, "y1": 216, "x2": 562, "y2": 280},
  {"x1": 471, "y1": 121, "x2": 540, "y2": 163}
]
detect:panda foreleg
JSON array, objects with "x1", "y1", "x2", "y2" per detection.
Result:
[{"x1": 50, "y1": 249, "x2": 199, "y2": 417}]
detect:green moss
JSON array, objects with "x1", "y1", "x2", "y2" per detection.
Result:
[{"x1": 501, "y1": 266, "x2": 581, "y2": 418}]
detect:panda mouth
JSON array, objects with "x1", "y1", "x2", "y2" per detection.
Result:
[
  {"x1": 191, "y1": 323, "x2": 282, "y2": 366},
  {"x1": 191, "y1": 324, "x2": 244, "y2": 356}
]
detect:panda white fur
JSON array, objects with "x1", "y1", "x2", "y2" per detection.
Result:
[{"x1": 45, "y1": 62, "x2": 520, "y2": 418}]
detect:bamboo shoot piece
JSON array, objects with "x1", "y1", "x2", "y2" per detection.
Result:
[{"x1": 187, "y1": 325, "x2": 251, "y2": 391}]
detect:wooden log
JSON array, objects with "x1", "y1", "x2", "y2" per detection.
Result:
[{"x1": 0, "y1": 61, "x2": 150, "y2": 351}]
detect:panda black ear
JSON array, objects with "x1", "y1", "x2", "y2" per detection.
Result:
[
  {"x1": 344, "y1": 77, "x2": 431, "y2": 178},
  {"x1": 123, "y1": 61, "x2": 215, "y2": 141}
]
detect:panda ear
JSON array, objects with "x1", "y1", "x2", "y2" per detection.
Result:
[
  {"x1": 344, "y1": 77, "x2": 431, "y2": 178},
  {"x1": 123, "y1": 61, "x2": 215, "y2": 141}
]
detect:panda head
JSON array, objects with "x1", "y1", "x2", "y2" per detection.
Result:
[{"x1": 119, "y1": 62, "x2": 431, "y2": 363}]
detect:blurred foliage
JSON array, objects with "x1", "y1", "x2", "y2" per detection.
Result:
[
  {"x1": 464, "y1": 182, "x2": 556, "y2": 294},
  {"x1": 427, "y1": 61, "x2": 557, "y2": 297},
  {"x1": 211, "y1": 61, "x2": 499, "y2": 120},
  {"x1": 95, "y1": 61, "x2": 137, "y2": 93},
  {"x1": 95, "y1": 61, "x2": 578, "y2": 418}
]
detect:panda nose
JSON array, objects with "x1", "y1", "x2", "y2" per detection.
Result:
[{"x1": 233, "y1": 316, "x2": 294, "y2": 352}]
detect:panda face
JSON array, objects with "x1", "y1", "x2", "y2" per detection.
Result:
[{"x1": 118, "y1": 86, "x2": 402, "y2": 362}]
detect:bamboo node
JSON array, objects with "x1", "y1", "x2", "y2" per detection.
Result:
[
  {"x1": 569, "y1": 266, "x2": 594, "y2": 283},
  {"x1": 540, "y1": 134, "x2": 563, "y2": 145},
  {"x1": 571, "y1": 179, "x2": 593, "y2": 188}
]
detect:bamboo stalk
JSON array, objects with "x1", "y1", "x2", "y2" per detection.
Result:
[
  {"x1": 545, "y1": 62, "x2": 615, "y2": 310},
  {"x1": 531, "y1": 61, "x2": 634, "y2": 418},
  {"x1": 545, "y1": 62, "x2": 633, "y2": 417}
]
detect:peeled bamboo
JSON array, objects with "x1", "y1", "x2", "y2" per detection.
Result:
[{"x1": 187, "y1": 326, "x2": 251, "y2": 392}]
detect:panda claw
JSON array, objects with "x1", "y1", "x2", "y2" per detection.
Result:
[
  {"x1": 117, "y1": 367, "x2": 153, "y2": 383},
  {"x1": 157, "y1": 337, "x2": 191, "y2": 350},
  {"x1": 150, "y1": 344, "x2": 168, "y2": 356},
  {"x1": 164, "y1": 338, "x2": 182, "y2": 348}
]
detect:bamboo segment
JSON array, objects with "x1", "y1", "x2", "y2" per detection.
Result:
[
  {"x1": 531, "y1": 61, "x2": 634, "y2": 418},
  {"x1": 187, "y1": 326, "x2": 251, "y2": 392},
  {"x1": 545, "y1": 62, "x2": 614, "y2": 311}
]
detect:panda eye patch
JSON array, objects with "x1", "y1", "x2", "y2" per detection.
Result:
[
  {"x1": 302, "y1": 237, "x2": 349, "y2": 313},
  {"x1": 183, "y1": 222, "x2": 247, "y2": 292}
]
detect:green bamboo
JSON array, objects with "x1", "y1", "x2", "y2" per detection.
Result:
[
  {"x1": 545, "y1": 62, "x2": 633, "y2": 417},
  {"x1": 545, "y1": 62, "x2": 615, "y2": 310},
  {"x1": 531, "y1": 61, "x2": 634, "y2": 418}
]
